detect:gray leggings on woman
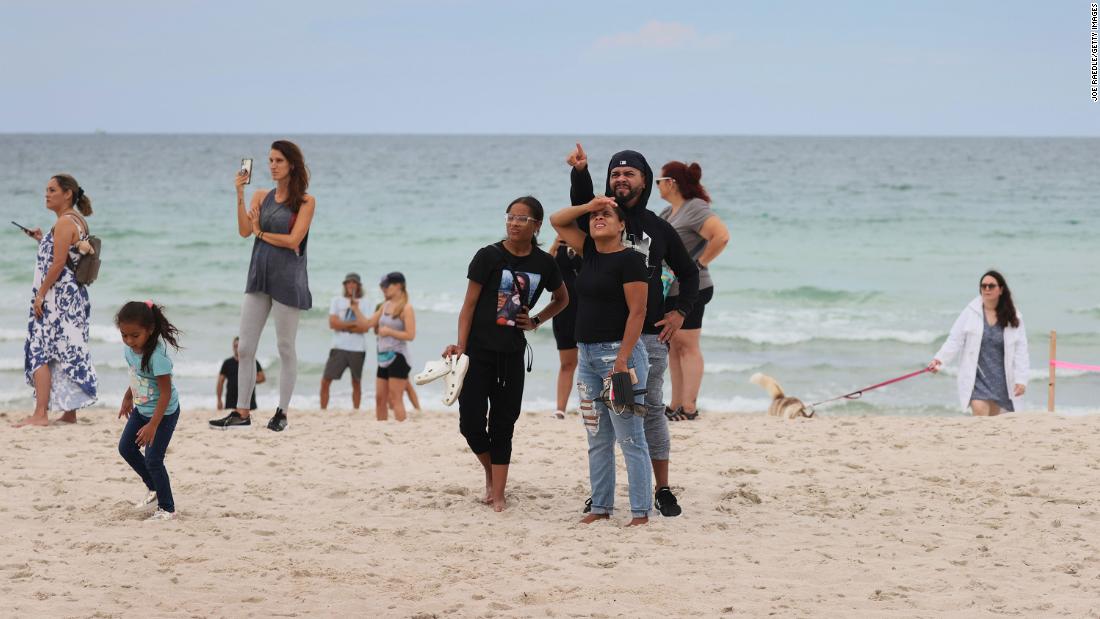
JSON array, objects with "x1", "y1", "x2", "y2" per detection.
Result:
[{"x1": 236, "y1": 292, "x2": 301, "y2": 411}]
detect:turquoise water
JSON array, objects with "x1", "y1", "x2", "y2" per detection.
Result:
[{"x1": 1, "y1": 135, "x2": 1097, "y2": 415}]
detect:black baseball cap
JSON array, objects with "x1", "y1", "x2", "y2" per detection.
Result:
[{"x1": 379, "y1": 271, "x2": 406, "y2": 287}]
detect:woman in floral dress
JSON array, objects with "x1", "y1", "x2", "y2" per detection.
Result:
[{"x1": 16, "y1": 174, "x2": 98, "y2": 427}]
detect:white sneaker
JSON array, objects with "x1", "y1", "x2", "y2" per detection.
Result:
[
  {"x1": 145, "y1": 508, "x2": 177, "y2": 521},
  {"x1": 133, "y1": 490, "x2": 157, "y2": 510}
]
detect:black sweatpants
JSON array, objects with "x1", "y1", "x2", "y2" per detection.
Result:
[{"x1": 458, "y1": 350, "x2": 525, "y2": 465}]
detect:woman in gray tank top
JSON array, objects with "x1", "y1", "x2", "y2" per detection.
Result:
[
  {"x1": 210, "y1": 140, "x2": 315, "y2": 432},
  {"x1": 656, "y1": 161, "x2": 730, "y2": 421},
  {"x1": 363, "y1": 272, "x2": 416, "y2": 422}
]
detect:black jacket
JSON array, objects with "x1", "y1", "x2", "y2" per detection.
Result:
[{"x1": 570, "y1": 152, "x2": 700, "y2": 335}]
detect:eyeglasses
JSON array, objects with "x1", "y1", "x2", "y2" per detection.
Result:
[
  {"x1": 980, "y1": 283, "x2": 999, "y2": 290},
  {"x1": 506, "y1": 214, "x2": 540, "y2": 225},
  {"x1": 654, "y1": 177, "x2": 673, "y2": 185}
]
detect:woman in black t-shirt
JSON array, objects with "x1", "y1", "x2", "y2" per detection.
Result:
[
  {"x1": 442, "y1": 196, "x2": 568, "y2": 513},
  {"x1": 550, "y1": 236, "x2": 583, "y2": 419},
  {"x1": 550, "y1": 196, "x2": 652, "y2": 526}
]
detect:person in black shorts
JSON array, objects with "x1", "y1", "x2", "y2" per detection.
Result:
[
  {"x1": 550, "y1": 235, "x2": 583, "y2": 419},
  {"x1": 367, "y1": 272, "x2": 416, "y2": 422},
  {"x1": 216, "y1": 337, "x2": 265, "y2": 411},
  {"x1": 442, "y1": 196, "x2": 568, "y2": 512}
]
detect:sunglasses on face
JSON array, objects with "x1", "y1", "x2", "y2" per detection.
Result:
[
  {"x1": 505, "y1": 214, "x2": 539, "y2": 225},
  {"x1": 980, "y1": 283, "x2": 999, "y2": 290},
  {"x1": 655, "y1": 177, "x2": 673, "y2": 185}
]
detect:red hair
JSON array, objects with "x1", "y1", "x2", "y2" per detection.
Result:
[{"x1": 661, "y1": 161, "x2": 711, "y2": 203}]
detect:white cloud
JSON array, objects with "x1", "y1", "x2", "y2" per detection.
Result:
[{"x1": 593, "y1": 20, "x2": 728, "y2": 51}]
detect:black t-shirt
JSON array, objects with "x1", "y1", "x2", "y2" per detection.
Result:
[
  {"x1": 553, "y1": 243, "x2": 583, "y2": 323},
  {"x1": 466, "y1": 242, "x2": 563, "y2": 355},
  {"x1": 219, "y1": 357, "x2": 264, "y2": 410},
  {"x1": 574, "y1": 236, "x2": 648, "y2": 344}
]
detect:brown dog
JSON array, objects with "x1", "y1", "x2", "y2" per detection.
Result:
[{"x1": 750, "y1": 373, "x2": 815, "y2": 419}]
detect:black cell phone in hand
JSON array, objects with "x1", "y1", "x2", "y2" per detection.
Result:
[
  {"x1": 240, "y1": 158, "x2": 253, "y2": 184},
  {"x1": 11, "y1": 221, "x2": 31, "y2": 233}
]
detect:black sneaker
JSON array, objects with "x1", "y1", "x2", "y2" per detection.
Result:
[
  {"x1": 582, "y1": 497, "x2": 592, "y2": 514},
  {"x1": 267, "y1": 408, "x2": 287, "y2": 432},
  {"x1": 209, "y1": 412, "x2": 251, "y2": 430},
  {"x1": 655, "y1": 487, "x2": 682, "y2": 517}
]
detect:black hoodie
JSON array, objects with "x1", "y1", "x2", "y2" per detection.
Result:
[{"x1": 570, "y1": 150, "x2": 700, "y2": 335}]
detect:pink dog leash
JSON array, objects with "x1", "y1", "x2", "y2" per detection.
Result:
[
  {"x1": 811, "y1": 366, "x2": 934, "y2": 408},
  {"x1": 1050, "y1": 360, "x2": 1100, "y2": 372}
]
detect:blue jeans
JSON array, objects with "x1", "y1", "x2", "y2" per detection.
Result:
[
  {"x1": 640, "y1": 334, "x2": 670, "y2": 461},
  {"x1": 118, "y1": 407, "x2": 180, "y2": 513},
  {"x1": 577, "y1": 341, "x2": 651, "y2": 518}
]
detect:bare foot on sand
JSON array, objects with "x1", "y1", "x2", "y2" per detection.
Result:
[
  {"x1": 482, "y1": 484, "x2": 493, "y2": 505},
  {"x1": 579, "y1": 514, "x2": 610, "y2": 524},
  {"x1": 626, "y1": 517, "x2": 649, "y2": 527},
  {"x1": 13, "y1": 415, "x2": 49, "y2": 428},
  {"x1": 54, "y1": 411, "x2": 77, "y2": 424}
]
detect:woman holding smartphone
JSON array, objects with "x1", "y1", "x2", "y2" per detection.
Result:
[
  {"x1": 209, "y1": 140, "x2": 314, "y2": 432},
  {"x1": 16, "y1": 174, "x2": 98, "y2": 427},
  {"x1": 551, "y1": 196, "x2": 652, "y2": 526}
]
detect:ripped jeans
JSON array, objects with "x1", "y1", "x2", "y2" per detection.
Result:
[{"x1": 577, "y1": 341, "x2": 651, "y2": 518}]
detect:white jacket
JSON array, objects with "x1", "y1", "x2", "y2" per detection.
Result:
[{"x1": 934, "y1": 297, "x2": 1030, "y2": 412}]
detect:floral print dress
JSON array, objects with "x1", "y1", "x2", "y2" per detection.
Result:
[{"x1": 23, "y1": 222, "x2": 97, "y2": 410}]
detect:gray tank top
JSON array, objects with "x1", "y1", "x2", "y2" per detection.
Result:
[
  {"x1": 377, "y1": 301, "x2": 410, "y2": 367},
  {"x1": 245, "y1": 191, "x2": 312, "y2": 310}
]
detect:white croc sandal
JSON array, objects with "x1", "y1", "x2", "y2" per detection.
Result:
[
  {"x1": 442, "y1": 354, "x2": 470, "y2": 406},
  {"x1": 415, "y1": 357, "x2": 453, "y2": 386}
]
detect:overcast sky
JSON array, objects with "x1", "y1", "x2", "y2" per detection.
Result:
[{"x1": 2, "y1": 0, "x2": 1096, "y2": 135}]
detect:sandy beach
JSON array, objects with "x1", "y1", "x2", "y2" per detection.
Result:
[{"x1": 2, "y1": 407, "x2": 1099, "y2": 618}]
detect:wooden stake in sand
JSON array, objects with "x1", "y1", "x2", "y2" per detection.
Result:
[{"x1": 1048, "y1": 330, "x2": 1056, "y2": 412}]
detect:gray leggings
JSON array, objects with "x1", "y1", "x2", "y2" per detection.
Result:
[{"x1": 237, "y1": 292, "x2": 301, "y2": 411}]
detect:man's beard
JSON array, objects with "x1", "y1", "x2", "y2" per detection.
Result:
[{"x1": 611, "y1": 185, "x2": 641, "y2": 207}]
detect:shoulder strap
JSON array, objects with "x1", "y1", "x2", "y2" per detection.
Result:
[{"x1": 61, "y1": 212, "x2": 87, "y2": 237}]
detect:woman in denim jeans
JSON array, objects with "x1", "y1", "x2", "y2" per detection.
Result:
[{"x1": 551, "y1": 196, "x2": 652, "y2": 526}]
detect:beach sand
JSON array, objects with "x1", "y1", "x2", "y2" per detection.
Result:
[{"x1": 2, "y1": 407, "x2": 1099, "y2": 618}]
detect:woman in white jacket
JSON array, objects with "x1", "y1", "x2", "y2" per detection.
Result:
[{"x1": 930, "y1": 270, "x2": 1029, "y2": 415}]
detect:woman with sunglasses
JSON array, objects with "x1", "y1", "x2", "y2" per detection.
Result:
[
  {"x1": 655, "y1": 161, "x2": 730, "y2": 421},
  {"x1": 930, "y1": 270, "x2": 1029, "y2": 416},
  {"x1": 551, "y1": 195, "x2": 652, "y2": 526},
  {"x1": 442, "y1": 196, "x2": 567, "y2": 512}
]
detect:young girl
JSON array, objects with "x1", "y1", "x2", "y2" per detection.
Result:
[{"x1": 116, "y1": 301, "x2": 182, "y2": 521}]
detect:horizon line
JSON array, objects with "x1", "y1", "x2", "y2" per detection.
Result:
[{"x1": 1, "y1": 131, "x2": 1099, "y2": 139}]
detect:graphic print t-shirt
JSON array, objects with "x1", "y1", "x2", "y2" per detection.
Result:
[
  {"x1": 466, "y1": 242, "x2": 562, "y2": 355},
  {"x1": 124, "y1": 341, "x2": 179, "y2": 416},
  {"x1": 574, "y1": 236, "x2": 649, "y2": 344},
  {"x1": 329, "y1": 296, "x2": 368, "y2": 352}
]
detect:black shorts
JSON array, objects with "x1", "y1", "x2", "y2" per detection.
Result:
[
  {"x1": 376, "y1": 353, "x2": 411, "y2": 380},
  {"x1": 665, "y1": 286, "x2": 715, "y2": 330},
  {"x1": 323, "y1": 349, "x2": 367, "y2": 381},
  {"x1": 552, "y1": 307, "x2": 577, "y2": 351}
]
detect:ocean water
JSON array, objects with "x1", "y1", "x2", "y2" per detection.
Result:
[{"x1": 1, "y1": 135, "x2": 1097, "y2": 416}]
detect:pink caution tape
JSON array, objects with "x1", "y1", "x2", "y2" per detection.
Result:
[{"x1": 1050, "y1": 360, "x2": 1100, "y2": 372}]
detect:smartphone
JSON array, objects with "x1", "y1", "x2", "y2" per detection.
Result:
[
  {"x1": 11, "y1": 221, "x2": 31, "y2": 233},
  {"x1": 240, "y1": 158, "x2": 253, "y2": 184}
]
